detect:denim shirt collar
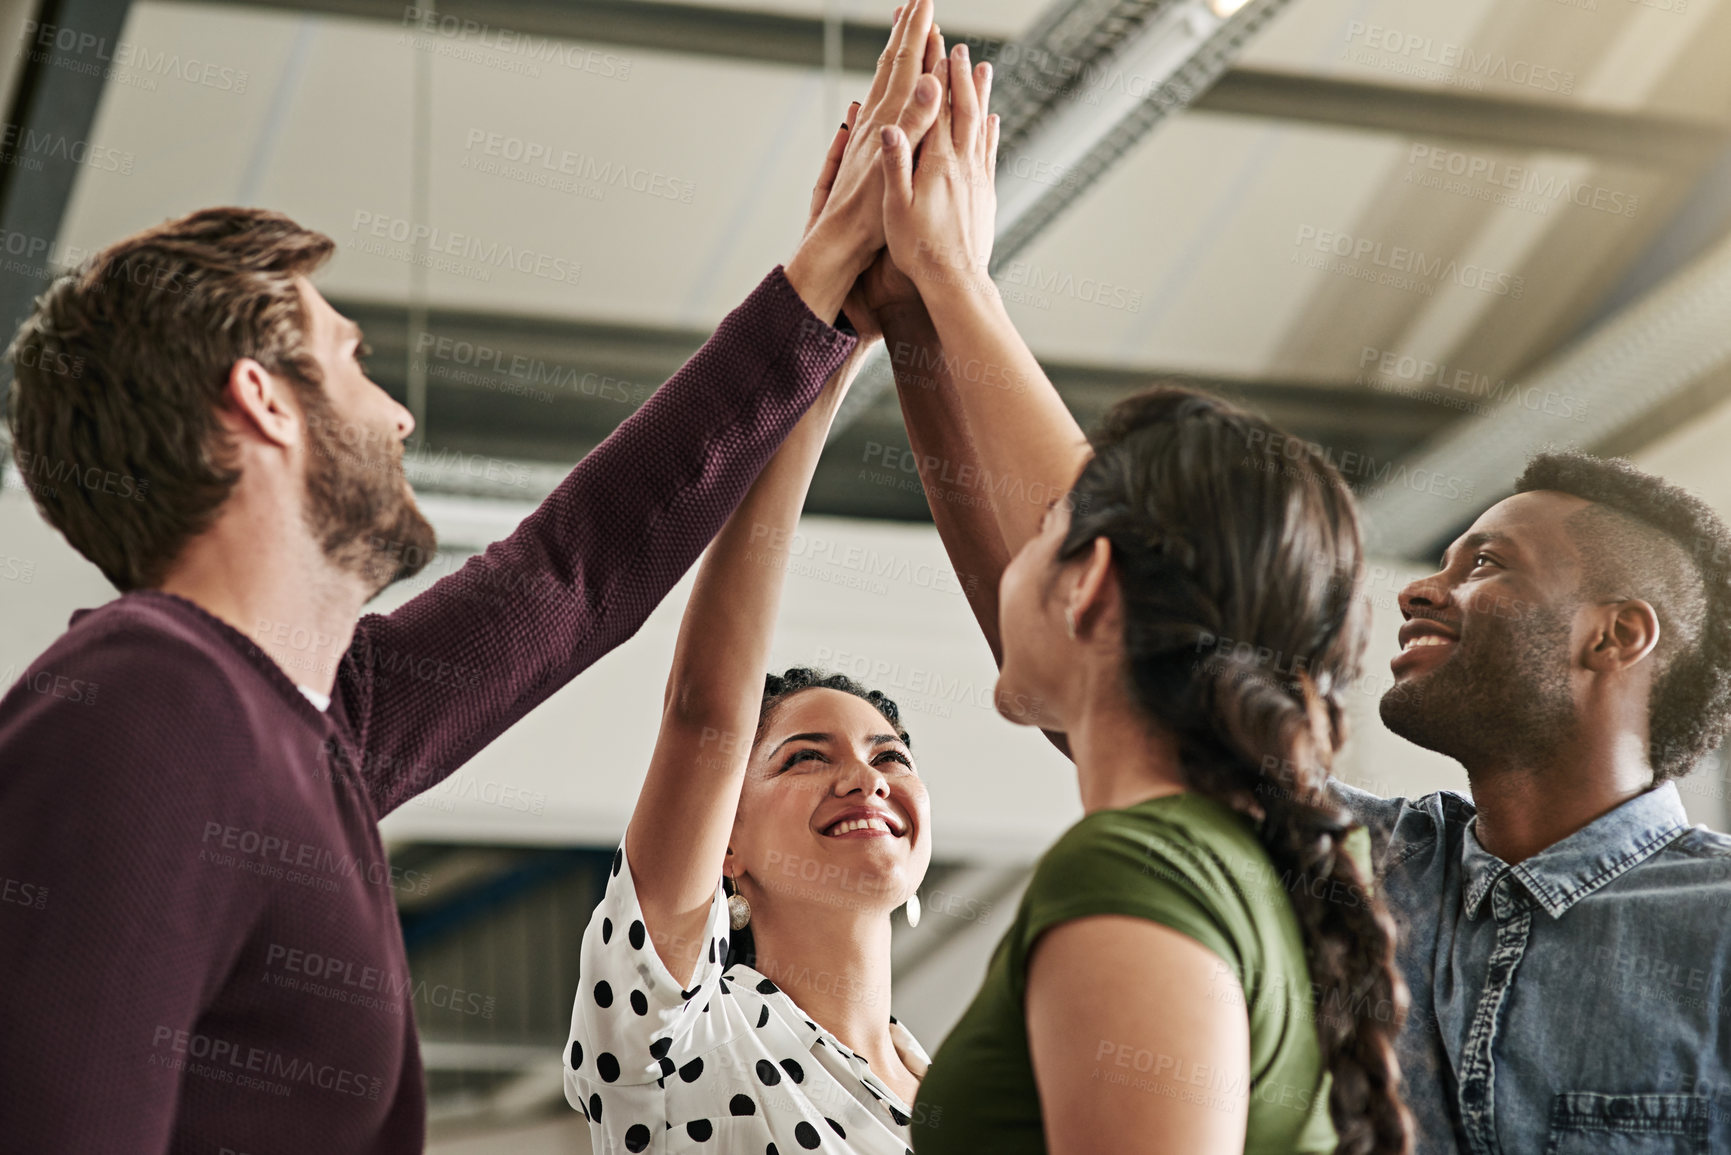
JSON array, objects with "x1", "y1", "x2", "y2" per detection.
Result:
[{"x1": 1460, "y1": 781, "x2": 1692, "y2": 920}]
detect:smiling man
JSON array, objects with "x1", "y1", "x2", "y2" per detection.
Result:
[
  {"x1": 1335, "y1": 450, "x2": 1731, "y2": 1155},
  {"x1": 0, "y1": 196, "x2": 878, "y2": 1151}
]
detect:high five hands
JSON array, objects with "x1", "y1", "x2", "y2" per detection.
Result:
[{"x1": 790, "y1": 0, "x2": 999, "y2": 337}]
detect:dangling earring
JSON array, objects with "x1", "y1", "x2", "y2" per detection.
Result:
[
  {"x1": 1064, "y1": 606, "x2": 1078, "y2": 640},
  {"x1": 726, "y1": 862, "x2": 752, "y2": 931},
  {"x1": 904, "y1": 892, "x2": 922, "y2": 929}
]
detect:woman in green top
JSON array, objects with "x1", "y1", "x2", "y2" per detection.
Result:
[{"x1": 871, "y1": 40, "x2": 1414, "y2": 1155}]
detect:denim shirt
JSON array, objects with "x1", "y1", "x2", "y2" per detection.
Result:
[{"x1": 1332, "y1": 780, "x2": 1731, "y2": 1155}]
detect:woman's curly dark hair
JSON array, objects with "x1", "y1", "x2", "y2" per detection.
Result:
[
  {"x1": 1058, "y1": 386, "x2": 1412, "y2": 1155},
  {"x1": 724, "y1": 668, "x2": 911, "y2": 969},
  {"x1": 755, "y1": 667, "x2": 910, "y2": 747},
  {"x1": 1515, "y1": 451, "x2": 1731, "y2": 781}
]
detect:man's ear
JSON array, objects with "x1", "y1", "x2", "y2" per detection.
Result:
[
  {"x1": 1067, "y1": 536, "x2": 1115, "y2": 639},
  {"x1": 1584, "y1": 599, "x2": 1661, "y2": 674},
  {"x1": 223, "y1": 357, "x2": 302, "y2": 450}
]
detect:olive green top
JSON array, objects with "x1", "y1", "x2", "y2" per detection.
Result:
[{"x1": 911, "y1": 792, "x2": 1338, "y2": 1154}]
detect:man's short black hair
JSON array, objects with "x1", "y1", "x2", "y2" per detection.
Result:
[{"x1": 1515, "y1": 451, "x2": 1731, "y2": 781}]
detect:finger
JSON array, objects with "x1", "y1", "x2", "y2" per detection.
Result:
[
  {"x1": 986, "y1": 113, "x2": 1000, "y2": 180},
  {"x1": 923, "y1": 22, "x2": 943, "y2": 75},
  {"x1": 896, "y1": 71, "x2": 945, "y2": 156},
  {"x1": 846, "y1": 100, "x2": 862, "y2": 131},
  {"x1": 882, "y1": 124, "x2": 916, "y2": 217},
  {"x1": 930, "y1": 57, "x2": 955, "y2": 156},
  {"x1": 949, "y1": 43, "x2": 980, "y2": 151},
  {"x1": 864, "y1": 4, "x2": 911, "y2": 114},
  {"x1": 808, "y1": 120, "x2": 851, "y2": 224},
  {"x1": 886, "y1": 0, "x2": 936, "y2": 106},
  {"x1": 975, "y1": 61, "x2": 994, "y2": 154}
]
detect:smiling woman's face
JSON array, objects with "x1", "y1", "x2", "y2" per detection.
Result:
[{"x1": 728, "y1": 688, "x2": 931, "y2": 920}]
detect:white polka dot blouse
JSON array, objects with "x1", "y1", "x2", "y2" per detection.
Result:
[{"x1": 565, "y1": 838, "x2": 931, "y2": 1154}]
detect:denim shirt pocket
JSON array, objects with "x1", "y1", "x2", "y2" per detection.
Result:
[{"x1": 1545, "y1": 1092, "x2": 1708, "y2": 1155}]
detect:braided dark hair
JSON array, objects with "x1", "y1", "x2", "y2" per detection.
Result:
[
  {"x1": 1058, "y1": 387, "x2": 1412, "y2": 1155},
  {"x1": 724, "y1": 668, "x2": 911, "y2": 968}
]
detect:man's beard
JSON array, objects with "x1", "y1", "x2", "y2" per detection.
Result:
[
  {"x1": 300, "y1": 390, "x2": 437, "y2": 598},
  {"x1": 1379, "y1": 600, "x2": 1577, "y2": 773}
]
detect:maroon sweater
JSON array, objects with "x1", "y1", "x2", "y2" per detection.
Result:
[{"x1": 0, "y1": 267, "x2": 854, "y2": 1154}]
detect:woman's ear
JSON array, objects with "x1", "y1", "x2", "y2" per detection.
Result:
[{"x1": 1068, "y1": 536, "x2": 1115, "y2": 639}]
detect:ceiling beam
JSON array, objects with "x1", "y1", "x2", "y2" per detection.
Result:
[
  {"x1": 0, "y1": 0, "x2": 134, "y2": 414},
  {"x1": 1360, "y1": 224, "x2": 1731, "y2": 560},
  {"x1": 183, "y1": 0, "x2": 1726, "y2": 165}
]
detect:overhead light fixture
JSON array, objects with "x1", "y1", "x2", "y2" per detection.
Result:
[{"x1": 1209, "y1": 0, "x2": 1254, "y2": 17}]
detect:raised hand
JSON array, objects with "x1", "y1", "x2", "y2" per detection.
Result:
[
  {"x1": 879, "y1": 42, "x2": 999, "y2": 302},
  {"x1": 785, "y1": 0, "x2": 945, "y2": 323}
]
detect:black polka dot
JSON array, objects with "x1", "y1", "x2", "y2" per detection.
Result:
[
  {"x1": 679, "y1": 1057, "x2": 705, "y2": 1083},
  {"x1": 601, "y1": 917, "x2": 613, "y2": 943},
  {"x1": 630, "y1": 989, "x2": 648, "y2": 1016},
  {"x1": 624, "y1": 1123, "x2": 651, "y2": 1152},
  {"x1": 708, "y1": 938, "x2": 717, "y2": 964},
  {"x1": 596, "y1": 1052, "x2": 620, "y2": 1082},
  {"x1": 795, "y1": 1121, "x2": 822, "y2": 1149},
  {"x1": 593, "y1": 981, "x2": 613, "y2": 1008},
  {"x1": 730, "y1": 1094, "x2": 756, "y2": 1116},
  {"x1": 703, "y1": 1000, "x2": 712, "y2": 1013},
  {"x1": 756, "y1": 1006, "x2": 770, "y2": 1028},
  {"x1": 720, "y1": 936, "x2": 728, "y2": 958},
  {"x1": 588, "y1": 1093, "x2": 602, "y2": 1121},
  {"x1": 757, "y1": 978, "x2": 779, "y2": 995},
  {"x1": 682, "y1": 987, "x2": 700, "y2": 1001},
  {"x1": 578, "y1": 1097, "x2": 589, "y2": 1120},
  {"x1": 755, "y1": 1059, "x2": 781, "y2": 1085},
  {"x1": 768, "y1": 1146, "x2": 780, "y2": 1155},
  {"x1": 890, "y1": 1107, "x2": 909, "y2": 1125},
  {"x1": 826, "y1": 1117, "x2": 846, "y2": 1138},
  {"x1": 686, "y1": 1119, "x2": 714, "y2": 1141},
  {"x1": 629, "y1": 919, "x2": 646, "y2": 950},
  {"x1": 568, "y1": 1040, "x2": 582, "y2": 1069},
  {"x1": 719, "y1": 978, "x2": 731, "y2": 995},
  {"x1": 804, "y1": 1019, "x2": 817, "y2": 1031},
  {"x1": 780, "y1": 1057, "x2": 804, "y2": 1083},
  {"x1": 612, "y1": 847, "x2": 622, "y2": 876},
  {"x1": 649, "y1": 1036, "x2": 672, "y2": 1060},
  {"x1": 659, "y1": 1055, "x2": 676, "y2": 1078}
]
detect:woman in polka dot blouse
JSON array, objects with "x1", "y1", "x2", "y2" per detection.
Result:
[{"x1": 564, "y1": 10, "x2": 963, "y2": 1150}]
